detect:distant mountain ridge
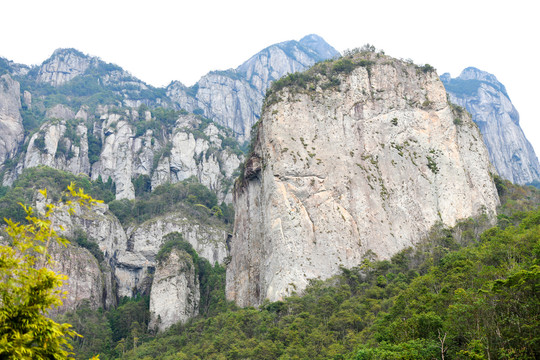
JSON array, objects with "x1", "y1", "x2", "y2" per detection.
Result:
[
  {"x1": 1, "y1": 37, "x2": 538, "y2": 192},
  {"x1": 442, "y1": 67, "x2": 540, "y2": 185},
  {"x1": 167, "y1": 34, "x2": 340, "y2": 141}
]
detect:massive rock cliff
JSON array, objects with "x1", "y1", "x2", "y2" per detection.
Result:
[
  {"x1": 441, "y1": 68, "x2": 540, "y2": 185},
  {"x1": 0, "y1": 74, "x2": 24, "y2": 166},
  {"x1": 33, "y1": 48, "x2": 169, "y2": 108},
  {"x1": 148, "y1": 248, "x2": 200, "y2": 332},
  {"x1": 7, "y1": 108, "x2": 243, "y2": 201},
  {"x1": 167, "y1": 35, "x2": 339, "y2": 142},
  {"x1": 116, "y1": 210, "x2": 229, "y2": 298},
  {"x1": 227, "y1": 52, "x2": 500, "y2": 306}
]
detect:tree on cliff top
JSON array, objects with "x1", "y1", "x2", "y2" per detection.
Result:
[{"x1": 0, "y1": 184, "x2": 100, "y2": 359}]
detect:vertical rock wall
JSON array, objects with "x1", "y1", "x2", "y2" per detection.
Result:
[{"x1": 227, "y1": 55, "x2": 500, "y2": 306}]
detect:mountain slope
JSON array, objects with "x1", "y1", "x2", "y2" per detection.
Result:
[
  {"x1": 167, "y1": 34, "x2": 339, "y2": 141},
  {"x1": 441, "y1": 67, "x2": 540, "y2": 185},
  {"x1": 228, "y1": 51, "x2": 499, "y2": 306}
]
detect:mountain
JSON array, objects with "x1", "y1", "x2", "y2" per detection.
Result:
[
  {"x1": 0, "y1": 35, "x2": 337, "y2": 196},
  {"x1": 441, "y1": 67, "x2": 540, "y2": 185},
  {"x1": 0, "y1": 35, "x2": 535, "y2": 331},
  {"x1": 2, "y1": 104, "x2": 243, "y2": 201},
  {"x1": 29, "y1": 48, "x2": 171, "y2": 108},
  {"x1": 166, "y1": 34, "x2": 340, "y2": 142},
  {"x1": 227, "y1": 50, "x2": 499, "y2": 306}
]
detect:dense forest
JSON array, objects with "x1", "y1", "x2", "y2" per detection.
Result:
[{"x1": 19, "y1": 175, "x2": 534, "y2": 360}]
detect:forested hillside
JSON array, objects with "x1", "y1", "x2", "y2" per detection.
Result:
[{"x1": 47, "y1": 177, "x2": 538, "y2": 359}]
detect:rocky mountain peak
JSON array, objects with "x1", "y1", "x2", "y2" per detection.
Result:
[
  {"x1": 458, "y1": 66, "x2": 501, "y2": 84},
  {"x1": 442, "y1": 68, "x2": 540, "y2": 184},
  {"x1": 299, "y1": 34, "x2": 340, "y2": 61},
  {"x1": 168, "y1": 34, "x2": 340, "y2": 142},
  {"x1": 36, "y1": 48, "x2": 97, "y2": 86},
  {"x1": 227, "y1": 52, "x2": 499, "y2": 306}
]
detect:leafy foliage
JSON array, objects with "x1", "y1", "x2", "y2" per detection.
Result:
[
  {"x1": 57, "y1": 303, "x2": 113, "y2": 360},
  {"x1": 0, "y1": 166, "x2": 116, "y2": 224},
  {"x1": 108, "y1": 178, "x2": 233, "y2": 227},
  {"x1": 0, "y1": 184, "x2": 100, "y2": 359},
  {"x1": 116, "y1": 192, "x2": 539, "y2": 360}
]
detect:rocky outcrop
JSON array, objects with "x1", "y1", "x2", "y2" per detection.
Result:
[
  {"x1": 115, "y1": 210, "x2": 228, "y2": 298},
  {"x1": 49, "y1": 242, "x2": 104, "y2": 315},
  {"x1": 441, "y1": 68, "x2": 540, "y2": 185},
  {"x1": 227, "y1": 53, "x2": 500, "y2": 306},
  {"x1": 148, "y1": 248, "x2": 200, "y2": 332},
  {"x1": 23, "y1": 117, "x2": 91, "y2": 177},
  {"x1": 36, "y1": 48, "x2": 97, "y2": 86},
  {"x1": 0, "y1": 74, "x2": 23, "y2": 166},
  {"x1": 167, "y1": 35, "x2": 340, "y2": 142},
  {"x1": 44, "y1": 191, "x2": 229, "y2": 308},
  {"x1": 127, "y1": 211, "x2": 228, "y2": 264},
  {"x1": 14, "y1": 110, "x2": 243, "y2": 201},
  {"x1": 50, "y1": 200, "x2": 128, "y2": 310},
  {"x1": 34, "y1": 48, "x2": 169, "y2": 108},
  {"x1": 237, "y1": 34, "x2": 339, "y2": 94},
  {"x1": 167, "y1": 74, "x2": 262, "y2": 140}
]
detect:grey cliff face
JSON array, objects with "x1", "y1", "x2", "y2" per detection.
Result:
[
  {"x1": 45, "y1": 193, "x2": 228, "y2": 310},
  {"x1": 116, "y1": 210, "x2": 229, "y2": 298},
  {"x1": 0, "y1": 74, "x2": 24, "y2": 166},
  {"x1": 12, "y1": 110, "x2": 243, "y2": 201},
  {"x1": 167, "y1": 35, "x2": 340, "y2": 142},
  {"x1": 148, "y1": 249, "x2": 200, "y2": 332},
  {"x1": 49, "y1": 241, "x2": 104, "y2": 315},
  {"x1": 227, "y1": 55, "x2": 500, "y2": 307},
  {"x1": 442, "y1": 67, "x2": 540, "y2": 184},
  {"x1": 50, "y1": 200, "x2": 128, "y2": 310},
  {"x1": 36, "y1": 49, "x2": 96, "y2": 86}
]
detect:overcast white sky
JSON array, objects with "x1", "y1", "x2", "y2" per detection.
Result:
[{"x1": 2, "y1": 0, "x2": 538, "y2": 155}]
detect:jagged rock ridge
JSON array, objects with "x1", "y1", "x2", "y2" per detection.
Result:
[
  {"x1": 441, "y1": 68, "x2": 540, "y2": 185},
  {"x1": 3, "y1": 105, "x2": 243, "y2": 201},
  {"x1": 31, "y1": 190, "x2": 229, "y2": 327},
  {"x1": 166, "y1": 34, "x2": 340, "y2": 141},
  {"x1": 227, "y1": 52, "x2": 500, "y2": 306}
]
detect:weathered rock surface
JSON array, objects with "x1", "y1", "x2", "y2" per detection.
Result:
[
  {"x1": 148, "y1": 248, "x2": 200, "y2": 332},
  {"x1": 127, "y1": 211, "x2": 228, "y2": 264},
  {"x1": 441, "y1": 68, "x2": 540, "y2": 185},
  {"x1": 42, "y1": 192, "x2": 229, "y2": 310},
  {"x1": 0, "y1": 74, "x2": 23, "y2": 165},
  {"x1": 116, "y1": 210, "x2": 228, "y2": 298},
  {"x1": 49, "y1": 200, "x2": 128, "y2": 310},
  {"x1": 23, "y1": 118, "x2": 91, "y2": 177},
  {"x1": 12, "y1": 111, "x2": 243, "y2": 201},
  {"x1": 167, "y1": 35, "x2": 339, "y2": 142},
  {"x1": 34, "y1": 48, "x2": 169, "y2": 108},
  {"x1": 36, "y1": 48, "x2": 96, "y2": 86},
  {"x1": 227, "y1": 54, "x2": 500, "y2": 306},
  {"x1": 49, "y1": 241, "x2": 104, "y2": 315}
]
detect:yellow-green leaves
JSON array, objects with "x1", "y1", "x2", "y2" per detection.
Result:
[{"x1": 0, "y1": 185, "x2": 98, "y2": 359}]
